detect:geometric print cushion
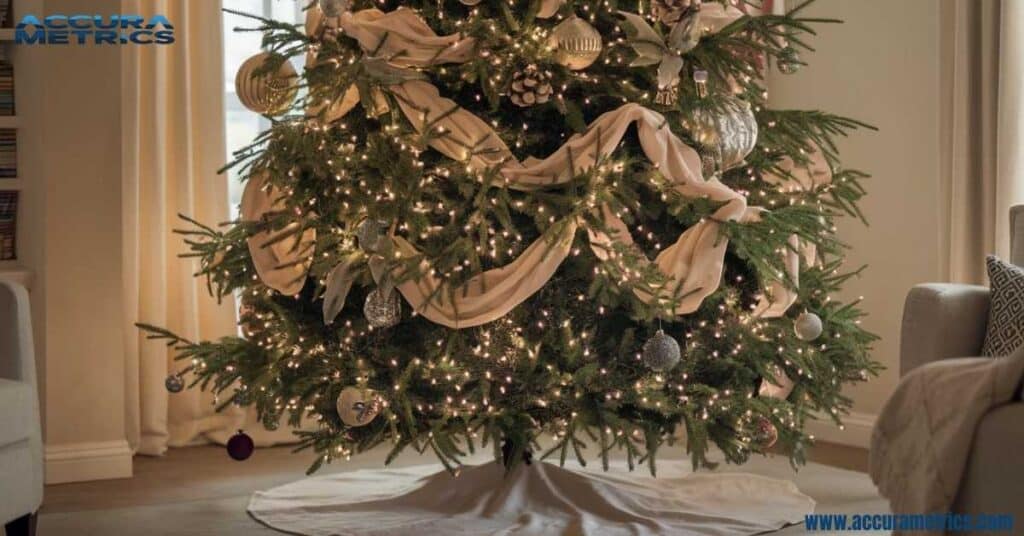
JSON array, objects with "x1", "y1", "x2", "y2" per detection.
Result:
[{"x1": 982, "y1": 255, "x2": 1024, "y2": 356}]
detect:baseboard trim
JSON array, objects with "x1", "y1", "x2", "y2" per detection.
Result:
[
  {"x1": 804, "y1": 411, "x2": 876, "y2": 449},
  {"x1": 45, "y1": 440, "x2": 133, "y2": 484}
]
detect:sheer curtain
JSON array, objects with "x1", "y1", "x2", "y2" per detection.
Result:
[
  {"x1": 940, "y1": 0, "x2": 1024, "y2": 283},
  {"x1": 121, "y1": 0, "x2": 294, "y2": 455}
]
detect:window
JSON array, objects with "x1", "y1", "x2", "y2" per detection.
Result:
[{"x1": 223, "y1": 1, "x2": 305, "y2": 216}]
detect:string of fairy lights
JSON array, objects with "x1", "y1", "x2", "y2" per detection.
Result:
[{"x1": 145, "y1": 0, "x2": 879, "y2": 471}]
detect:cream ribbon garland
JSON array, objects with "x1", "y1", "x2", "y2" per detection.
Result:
[
  {"x1": 241, "y1": 6, "x2": 817, "y2": 328},
  {"x1": 379, "y1": 80, "x2": 802, "y2": 327},
  {"x1": 241, "y1": 172, "x2": 317, "y2": 296}
]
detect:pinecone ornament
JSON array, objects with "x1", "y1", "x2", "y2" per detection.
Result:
[
  {"x1": 509, "y1": 65, "x2": 553, "y2": 107},
  {"x1": 652, "y1": 0, "x2": 698, "y2": 25}
]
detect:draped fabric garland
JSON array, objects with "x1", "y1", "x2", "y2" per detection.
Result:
[{"x1": 243, "y1": 6, "x2": 832, "y2": 329}]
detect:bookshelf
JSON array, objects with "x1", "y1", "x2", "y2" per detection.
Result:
[{"x1": 0, "y1": 0, "x2": 31, "y2": 277}]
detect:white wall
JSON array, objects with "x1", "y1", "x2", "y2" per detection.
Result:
[{"x1": 769, "y1": 0, "x2": 942, "y2": 446}]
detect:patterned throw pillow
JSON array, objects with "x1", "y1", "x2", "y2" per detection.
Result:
[{"x1": 982, "y1": 255, "x2": 1024, "y2": 356}]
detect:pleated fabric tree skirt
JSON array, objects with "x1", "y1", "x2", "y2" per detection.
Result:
[{"x1": 248, "y1": 458, "x2": 814, "y2": 535}]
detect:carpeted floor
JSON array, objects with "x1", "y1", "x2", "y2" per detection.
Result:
[{"x1": 39, "y1": 443, "x2": 888, "y2": 535}]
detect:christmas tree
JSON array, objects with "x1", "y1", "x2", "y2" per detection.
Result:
[{"x1": 141, "y1": 0, "x2": 880, "y2": 475}]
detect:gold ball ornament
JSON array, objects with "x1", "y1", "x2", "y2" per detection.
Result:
[
  {"x1": 234, "y1": 52, "x2": 298, "y2": 116},
  {"x1": 549, "y1": 16, "x2": 602, "y2": 70},
  {"x1": 336, "y1": 387, "x2": 382, "y2": 427},
  {"x1": 687, "y1": 97, "x2": 758, "y2": 172}
]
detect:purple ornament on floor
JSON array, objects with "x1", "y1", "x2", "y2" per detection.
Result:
[{"x1": 227, "y1": 430, "x2": 254, "y2": 461}]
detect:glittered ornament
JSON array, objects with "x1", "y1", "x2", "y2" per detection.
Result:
[
  {"x1": 164, "y1": 374, "x2": 184, "y2": 394},
  {"x1": 686, "y1": 97, "x2": 758, "y2": 172},
  {"x1": 355, "y1": 218, "x2": 389, "y2": 252},
  {"x1": 752, "y1": 417, "x2": 778, "y2": 449},
  {"x1": 642, "y1": 329, "x2": 681, "y2": 371},
  {"x1": 793, "y1": 312, "x2": 823, "y2": 341},
  {"x1": 235, "y1": 52, "x2": 298, "y2": 115},
  {"x1": 227, "y1": 430, "x2": 255, "y2": 461},
  {"x1": 337, "y1": 387, "x2": 382, "y2": 427},
  {"x1": 549, "y1": 16, "x2": 603, "y2": 70},
  {"x1": 776, "y1": 46, "x2": 802, "y2": 74},
  {"x1": 509, "y1": 65, "x2": 553, "y2": 107},
  {"x1": 318, "y1": 0, "x2": 350, "y2": 17},
  {"x1": 364, "y1": 288, "x2": 401, "y2": 328}
]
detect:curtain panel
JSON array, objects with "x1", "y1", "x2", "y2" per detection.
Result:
[
  {"x1": 940, "y1": 0, "x2": 1024, "y2": 283},
  {"x1": 120, "y1": 0, "x2": 294, "y2": 455}
]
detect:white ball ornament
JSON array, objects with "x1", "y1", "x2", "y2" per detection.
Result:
[
  {"x1": 336, "y1": 387, "x2": 382, "y2": 427},
  {"x1": 793, "y1": 312, "x2": 823, "y2": 341},
  {"x1": 549, "y1": 16, "x2": 603, "y2": 70},
  {"x1": 235, "y1": 52, "x2": 298, "y2": 116},
  {"x1": 642, "y1": 330, "x2": 682, "y2": 371}
]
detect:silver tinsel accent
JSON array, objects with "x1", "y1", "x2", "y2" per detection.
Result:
[
  {"x1": 793, "y1": 312, "x2": 823, "y2": 341},
  {"x1": 364, "y1": 288, "x2": 401, "y2": 328},
  {"x1": 642, "y1": 329, "x2": 681, "y2": 371},
  {"x1": 165, "y1": 374, "x2": 184, "y2": 393}
]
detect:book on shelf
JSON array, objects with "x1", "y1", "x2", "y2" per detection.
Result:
[
  {"x1": 0, "y1": 190, "x2": 15, "y2": 260},
  {"x1": 0, "y1": 59, "x2": 13, "y2": 116},
  {"x1": 0, "y1": 128, "x2": 15, "y2": 178}
]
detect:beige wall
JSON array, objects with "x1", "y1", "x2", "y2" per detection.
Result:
[
  {"x1": 35, "y1": 0, "x2": 132, "y2": 482},
  {"x1": 769, "y1": 0, "x2": 942, "y2": 436}
]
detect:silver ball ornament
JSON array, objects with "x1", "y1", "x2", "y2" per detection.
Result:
[
  {"x1": 355, "y1": 219, "x2": 388, "y2": 252},
  {"x1": 364, "y1": 288, "x2": 401, "y2": 329},
  {"x1": 642, "y1": 329, "x2": 681, "y2": 371},
  {"x1": 165, "y1": 374, "x2": 184, "y2": 394},
  {"x1": 337, "y1": 387, "x2": 381, "y2": 427},
  {"x1": 549, "y1": 16, "x2": 603, "y2": 70},
  {"x1": 235, "y1": 52, "x2": 298, "y2": 116},
  {"x1": 793, "y1": 312, "x2": 823, "y2": 341},
  {"x1": 687, "y1": 97, "x2": 758, "y2": 172}
]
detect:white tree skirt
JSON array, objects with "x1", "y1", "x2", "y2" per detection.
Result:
[{"x1": 248, "y1": 459, "x2": 813, "y2": 536}]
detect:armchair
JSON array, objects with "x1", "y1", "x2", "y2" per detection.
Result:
[
  {"x1": 900, "y1": 205, "x2": 1024, "y2": 519},
  {"x1": 0, "y1": 279, "x2": 42, "y2": 536}
]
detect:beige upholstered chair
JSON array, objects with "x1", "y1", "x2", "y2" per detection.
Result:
[
  {"x1": 900, "y1": 205, "x2": 1024, "y2": 518},
  {"x1": 0, "y1": 279, "x2": 42, "y2": 536}
]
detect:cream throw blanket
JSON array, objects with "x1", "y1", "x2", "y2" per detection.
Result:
[{"x1": 869, "y1": 348, "x2": 1024, "y2": 529}]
